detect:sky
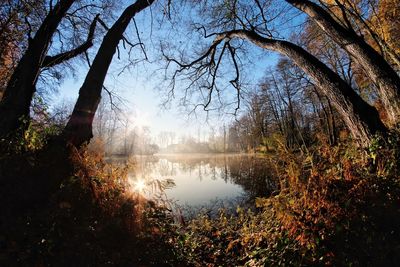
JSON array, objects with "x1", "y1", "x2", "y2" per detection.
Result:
[
  {"x1": 55, "y1": 50, "x2": 279, "y2": 141},
  {"x1": 55, "y1": 62, "x2": 222, "y2": 139},
  {"x1": 52, "y1": 1, "x2": 287, "y2": 141}
]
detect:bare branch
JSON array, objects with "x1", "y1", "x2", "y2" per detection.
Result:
[
  {"x1": 132, "y1": 17, "x2": 148, "y2": 60},
  {"x1": 42, "y1": 14, "x2": 100, "y2": 68}
]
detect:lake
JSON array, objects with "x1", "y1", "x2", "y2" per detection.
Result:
[{"x1": 123, "y1": 154, "x2": 279, "y2": 210}]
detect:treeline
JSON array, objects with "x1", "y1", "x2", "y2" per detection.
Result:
[{"x1": 226, "y1": 58, "x2": 341, "y2": 153}]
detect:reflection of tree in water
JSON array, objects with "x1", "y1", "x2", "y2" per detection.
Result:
[
  {"x1": 129, "y1": 154, "x2": 278, "y2": 201},
  {"x1": 226, "y1": 156, "x2": 278, "y2": 199},
  {"x1": 156, "y1": 159, "x2": 177, "y2": 177}
]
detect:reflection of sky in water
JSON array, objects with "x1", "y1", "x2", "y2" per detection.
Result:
[
  {"x1": 127, "y1": 154, "x2": 276, "y2": 207},
  {"x1": 129, "y1": 157, "x2": 243, "y2": 206},
  {"x1": 164, "y1": 163, "x2": 243, "y2": 206}
]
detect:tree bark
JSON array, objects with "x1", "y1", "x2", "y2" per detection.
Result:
[
  {"x1": 0, "y1": 0, "x2": 75, "y2": 137},
  {"x1": 217, "y1": 29, "x2": 387, "y2": 147},
  {"x1": 63, "y1": 0, "x2": 155, "y2": 147},
  {"x1": 286, "y1": 0, "x2": 400, "y2": 126}
]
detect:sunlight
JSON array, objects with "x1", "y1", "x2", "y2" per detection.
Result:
[
  {"x1": 133, "y1": 179, "x2": 146, "y2": 193},
  {"x1": 131, "y1": 109, "x2": 150, "y2": 129}
]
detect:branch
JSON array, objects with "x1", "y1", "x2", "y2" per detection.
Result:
[
  {"x1": 227, "y1": 42, "x2": 241, "y2": 113},
  {"x1": 42, "y1": 14, "x2": 99, "y2": 68}
]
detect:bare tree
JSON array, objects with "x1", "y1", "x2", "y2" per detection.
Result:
[
  {"x1": 162, "y1": 0, "x2": 389, "y2": 147},
  {"x1": 0, "y1": 0, "x2": 102, "y2": 137},
  {"x1": 165, "y1": 28, "x2": 386, "y2": 147},
  {"x1": 63, "y1": 0, "x2": 156, "y2": 147}
]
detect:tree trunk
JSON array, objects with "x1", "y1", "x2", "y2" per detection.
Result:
[
  {"x1": 63, "y1": 0, "x2": 155, "y2": 147},
  {"x1": 287, "y1": 0, "x2": 400, "y2": 126},
  {"x1": 0, "y1": 0, "x2": 75, "y2": 137},
  {"x1": 218, "y1": 30, "x2": 387, "y2": 147}
]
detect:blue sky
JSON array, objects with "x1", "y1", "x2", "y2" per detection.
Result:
[
  {"x1": 53, "y1": 1, "x2": 287, "y2": 140},
  {"x1": 55, "y1": 49, "x2": 279, "y2": 140}
]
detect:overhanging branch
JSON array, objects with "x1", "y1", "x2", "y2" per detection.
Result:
[{"x1": 42, "y1": 14, "x2": 100, "y2": 68}]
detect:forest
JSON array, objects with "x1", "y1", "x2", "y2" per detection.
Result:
[{"x1": 1, "y1": 0, "x2": 400, "y2": 266}]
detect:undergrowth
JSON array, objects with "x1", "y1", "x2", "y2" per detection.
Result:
[
  {"x1": 170, "y1": 131, "x2": 400, "y2": 266},
  {"x1": 0, "y1": 133, "x2": 179, "y2": 266},
  {"x1": 2, "y1": 122, "x2": 400, "y2": 266}
]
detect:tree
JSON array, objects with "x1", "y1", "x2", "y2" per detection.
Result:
[
  {"x1": 370, "y1": 0, "x2": 400, "y2": 69},
  {"x1": 0, "y1": 0, "x2": 101, "y2": 137},
  {"x1": 287, "y1": 0, "x2": 400, "y2": 125},
  {"x1": 166, "y1": 28, "x2": 386, "y2": 147},
  {"x1": 163, "y1": 0, "x2": 390, "y2": 147},
  {"x1": 0, "y1": 1, "x2": 48, "y2": 99},
  {"x1": 318, "y1": 0, "x2": 400, "y2": 71},
  {"x1": 63, "y1": 0, "x2": 156, "y2": 147}
]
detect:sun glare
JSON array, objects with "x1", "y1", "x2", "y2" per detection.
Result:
[
  {"x1": 134, "y1": 179, "x2": 146, "y2": 193},
  {"x1": 131, "y1": 110, "x2": 150, "y2": 129}
]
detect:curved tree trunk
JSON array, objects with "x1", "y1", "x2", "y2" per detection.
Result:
[
  {"x1": 63, "y1": 0, "x2": 155, "y2": 147},
  {"x1": 0, "y1": 0, "x2": 75, "y2": 137},
  {"x1": 218, "y1": 30, "x2": 387, "y2": 147},
  {"x1": 286, "y1": 0, "x2": 400, "y2": 126}
]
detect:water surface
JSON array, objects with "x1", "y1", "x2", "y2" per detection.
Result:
[{"x1": 126, "y1": 154, "x2": 278, "y2": 208}]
